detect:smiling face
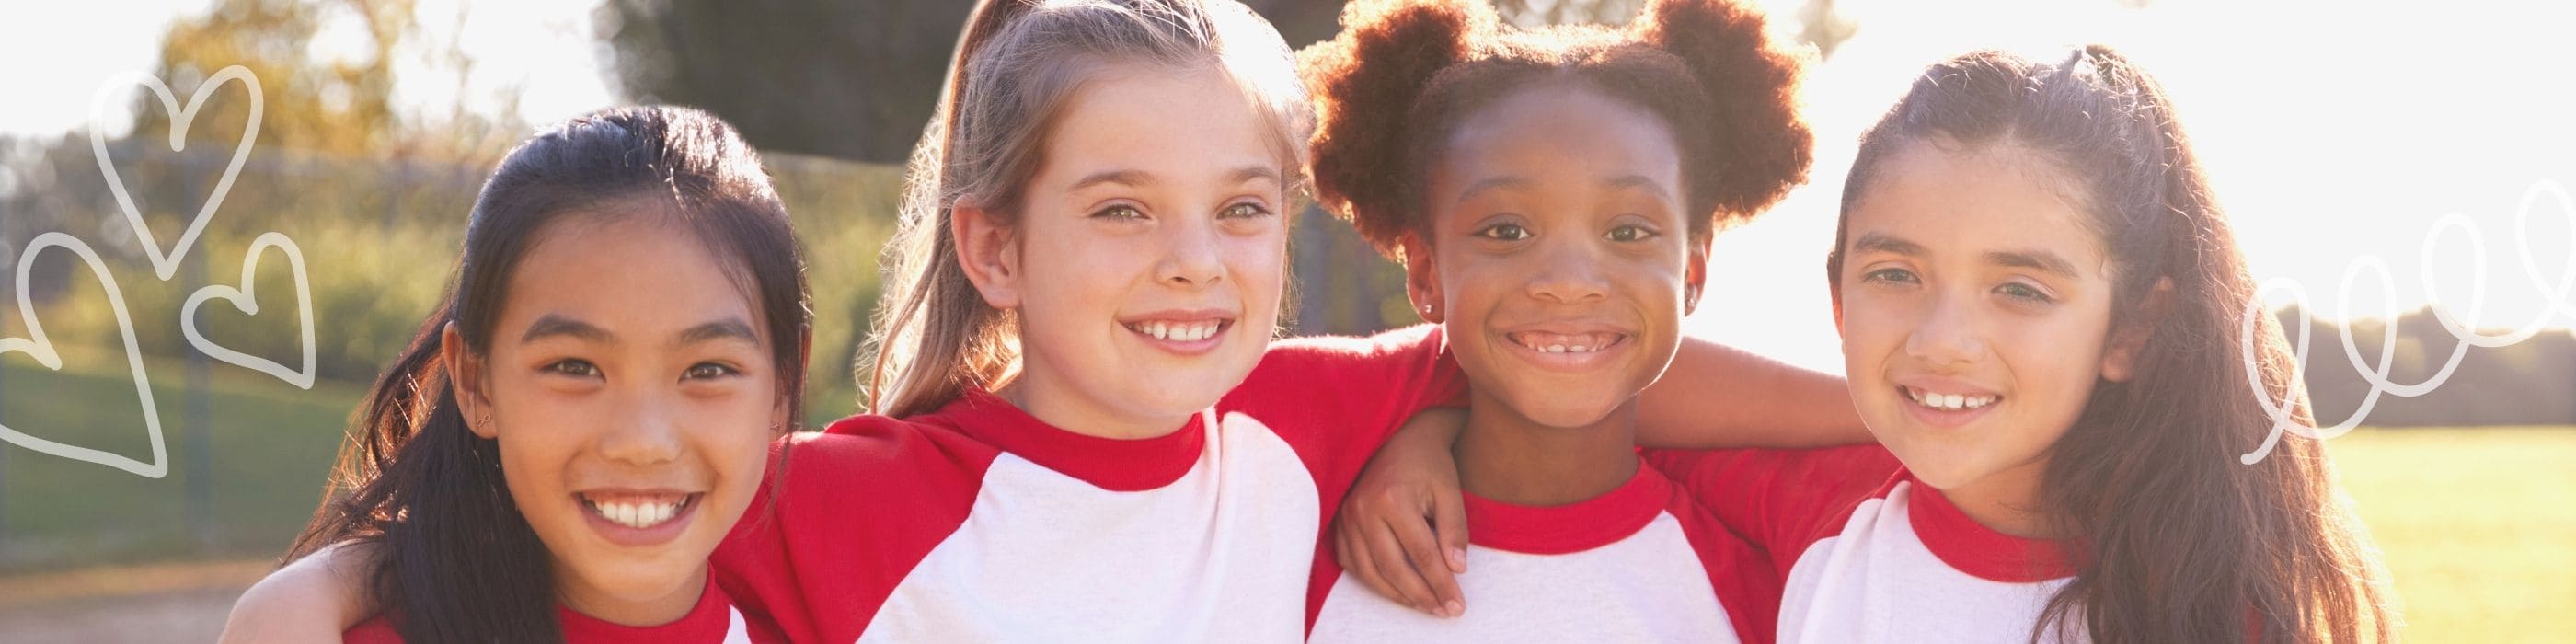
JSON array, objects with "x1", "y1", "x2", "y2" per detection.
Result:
[
  {"x1": 1834, "y1": 137, "x2": 2130, "y2": 502},
  {"x1": 959, "y1": 63, "x2": 1289, "y2": 438},
  {"x1": 1412, "y1": 82, "x2": 1703, "y2": 430},
  {"x1": 452, "y1": 214, "x2": 780, "y2": 625}
]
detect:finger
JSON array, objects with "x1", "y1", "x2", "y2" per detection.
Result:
[
  {"x1": 1432, "y1": 487, "x2": 1471, "y2": 575},
  {"x1": 1389, "y1": 503, "x2": 1464, "y2": 617},
  {"x1": 1368, "y1": 516, "x2": 1442, "y2": 614},
  {"x1": 1338, "y1": 523, "x2": 1398, "y2": 604}
]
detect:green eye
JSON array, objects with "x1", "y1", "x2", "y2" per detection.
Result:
[
  {"x1": 1093, "y1": 205, "x2": 1144, "y2": 220},
  {"x1": 1863, "y1": 268, "x2": 1917, "y2": 284},
  {"x1": 1998, "y1": 282, "x2": 2053, "y2": 303},
  {"x1": 1220, "y1": 202, "x2": 1271, "y2": 219}
]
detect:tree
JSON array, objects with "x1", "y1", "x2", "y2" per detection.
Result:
[{"x1": 599, "y1": 0, "x2": 1350, "y2": 165}]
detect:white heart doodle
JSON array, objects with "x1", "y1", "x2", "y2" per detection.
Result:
[
  {"x1": 89, "y1": 64, "x2": 263, "y2": 282},
  {"x1": 0, "y1": 233, "x2": 170, "y2": 479},
  {"x1": 181, "y1": 232, "x2": 315, "y2": 389}
]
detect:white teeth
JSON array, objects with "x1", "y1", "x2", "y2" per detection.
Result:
[
  {"x1": 1517, "y1": 332, "x2": 1612, "y2": 354},
  {"x1": 590, "y1": 497, "x2": 685, "y2": 529},
  {"x1": 1132, "y1": 321, "x2": 1220, "y2": 342},
  {"x1": 1907, "y1": 387, "x2": 1998, "y2": 411}
]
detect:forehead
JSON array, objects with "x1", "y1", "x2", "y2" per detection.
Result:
[
  {"x1": 1846, "y1": 139, "x2": 2108, "y2": 271},
  {"x1": 1041, "y1": 64, "x2": 1282, "y2": 179},
  {"x1": 501, "y1": 213, "x2": 759, "y2": 331},
  {"x1": 1441, "y1": 83, "x2": 1682, "y2": 178}
]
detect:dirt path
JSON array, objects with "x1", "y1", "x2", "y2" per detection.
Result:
[{"x1": 0, "y1": 559, "x2": 269, "y2": 643}]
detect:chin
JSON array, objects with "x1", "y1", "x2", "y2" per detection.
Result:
[{"x1": 1510, "y1": 395, "x2": 1624, "y2": 430}]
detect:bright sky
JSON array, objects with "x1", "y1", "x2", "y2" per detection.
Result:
[{"x1": 4, "y1": 0, "x2": 2570, "y2": 374}]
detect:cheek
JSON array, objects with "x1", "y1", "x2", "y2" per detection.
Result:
[
  {"x1": 1835, "y1": 295, "x2": 1913, "y2": 373},
  {"x1": 1223, "y1": 232, "x2": 1286, "y2": 297}
]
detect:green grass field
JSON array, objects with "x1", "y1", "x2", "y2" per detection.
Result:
[
  {"x1": 1, "y1": 347, "x2": 2569, "y2": 639},
  {"x1": 2327, "y1": 425, "x2": 2576, "y2": 640},
  {"x1": 0, "y1": 345, "x2": 358, "y2": 571}
]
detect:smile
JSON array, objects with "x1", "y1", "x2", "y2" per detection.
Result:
[
  {"x1": 1902, "y1": 385, "x2": 1999, "y2": 411},
  {"x1": 579, "y1": 490, "x2": 701, "y2": 530},
  {"x1": 1124, "y1": 319, "x2": 1227, "y2": 342},
  {"x1": 1504, "y1": 330, "x2": 1627, "y2": 353}
]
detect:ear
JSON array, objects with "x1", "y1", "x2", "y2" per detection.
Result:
[
  {"x1": 442, "y1": 322, "x2": 499, "y2": 439},
  {"x1": 2099, "y1": 277, "x2": 2174, "y2": 383},
  {"x1": 1400, "y1": 235, "x2": 1444, "y2": 323},
  {"x1": 1681, "y1": 235, "x2": 1711, "y2": 316},
  {"x1": 950, "y1": 200, "x2": 1023, "y2": 309}
]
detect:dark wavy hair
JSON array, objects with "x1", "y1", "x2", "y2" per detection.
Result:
[
  {"x1": 1826, "y1": 46, "x2": 2398, "y2": 643},
  {"x1": 282, "y1": 105, "x2": 811, "y2": 643},
  {"x1": 1300, "y1": 0, "x2": 1812, "y2": 256}
]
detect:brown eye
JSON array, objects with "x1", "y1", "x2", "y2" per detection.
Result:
[
  {"x1": 1605, "y1": 224, "x2": 1659, "y2": 242},
  {"x1": 546, "y1": 359, "x2": 600, "y2": 377},
  {"x1": 1477, "y1": 224, "x2": 1531, "y2": 241},
  {"x1": 1091, "y1": 204, "x2": 1144, "y2": 220},
  {"x1": 684, "y1": 362, "x2": 740, "y2": 381}
]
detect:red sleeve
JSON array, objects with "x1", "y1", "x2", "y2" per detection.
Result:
[
  {"x1": 342, "y1": 615, "x2": 401, "y2": 644},
  {"x1": 709, "y1": 415, "x2": 997, "y2": 644},
  {"x1": 1228, "y1": 324, "x2": 1464, "y2": 498},
  {"x1": 1646, "y1": 444, "x2": 1903, "y2": 577},
  {"x1": 1221, "y1": 324, "x2": 1465, "y2": 629}
]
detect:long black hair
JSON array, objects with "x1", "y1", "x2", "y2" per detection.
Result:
[{"x1": 283, "y1": 105, "x2": 811, "y2": 642}]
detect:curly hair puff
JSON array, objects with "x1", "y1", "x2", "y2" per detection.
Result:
[{"x1": 1301, "y1": 0, "x2": 1813, "y2": 258}]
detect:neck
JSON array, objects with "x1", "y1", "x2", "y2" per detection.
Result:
[
  {"x1": 1452, "y1": 387, "x2": 1640, "y2": 507},
  {"x1": 553, "y1": 563, "x2": 705, "y2": 627},
  {"x1": 997, "y1": 365, "x2": 1190, "y2": 440},
  {"x1": 1937, "y1": 455, "x2": 2061, "y2": 539}
]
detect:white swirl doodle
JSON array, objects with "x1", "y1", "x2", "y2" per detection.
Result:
[{"x1": 2242, "y1": 179, "x2": 2576, "y2": 464}]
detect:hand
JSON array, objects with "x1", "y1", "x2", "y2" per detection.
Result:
[{"x1": 1334, "y1": 408, "x2": 1471, "y2": 617}]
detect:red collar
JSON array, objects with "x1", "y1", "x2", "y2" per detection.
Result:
[
  {"x1": 1902, "y1": 474, "x2": 2077, "y2": 583},
  {"x1": 1463, "y1": 461, "x2": 1672, "y2": 555},
  {"x1": 924, "y1": 386, "x2": 1206, "y2": 491}
]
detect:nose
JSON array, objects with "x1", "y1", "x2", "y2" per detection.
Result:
[
  {"x1": 1156, "y1": 215, "x2": 1225, "y2": 288},
  {"x1": 598, "y1": 385, "x2": 684, "y2": 466},
  {"x1": 1903, "y1": 291, "x2": 1988, "y2": 368},
  {"x1": 1525, "y1": 236, "x2": 1610, "y2": 305}
]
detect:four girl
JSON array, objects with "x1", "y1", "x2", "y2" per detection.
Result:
[{"x1": 218, "y1": 0, "x2": 2398, "y2": 641}]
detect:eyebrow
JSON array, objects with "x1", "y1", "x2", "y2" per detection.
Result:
[
  {"x1": 1455, "y1": 176, "x2": 1532, "y2": 204},
  {"x1": 675, "y1": 319, "x2": 763, "y2": 346},
  {"x1": 518, "y1": 314, "x2": 761, "y2": 347},
  {"x1": 1604, "y1": 175, "x2": 1678, "y2": 205},
  {"x1": 1069, "y1": 166, "x2": 1280, "y2": 192},
  {"x1": 521, "y1": 314, "x2": 613, "y2": 344},
  {"x1": 1852, "y1": 232, "x2": 2086, "y2": 279},
  {"x1": 1455, "y1": 175, "x2": 1677, "y2": 204},
  {"x1": 1070, "y1": 169, "x2": 1151, "y2": 191},
  {"x1": 1984, "y1": 249, "x2": 2082, "y2": 279},
  {"x1": 1849, "y1": 232, "x2": 1926, "y2": 257}
]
